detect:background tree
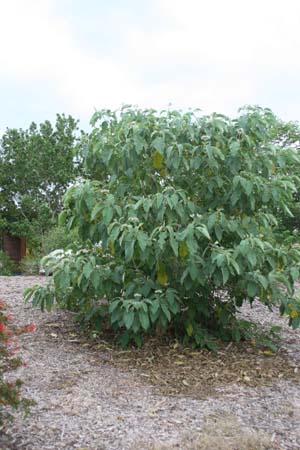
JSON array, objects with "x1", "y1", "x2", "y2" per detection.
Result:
[{"x1": 0, "y1": 114, "x2": 84, "y2": 250}]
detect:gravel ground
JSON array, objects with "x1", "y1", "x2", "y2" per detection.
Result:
[{"x1": 1, "y1": 276, "x2": 300, "y2": 450}]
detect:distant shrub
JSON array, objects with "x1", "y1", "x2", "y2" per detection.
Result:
[
  {"x1": 41, "y1": 225, "x2": 80, "y2": 256},
  {"x1": 19, "y1": 256, "x2": 40, "y2": 275},
  {"x1": 0, "y1": 252, "x2": 16, "y2": 276}
]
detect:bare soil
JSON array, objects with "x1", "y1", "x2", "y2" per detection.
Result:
[{"x1": 1, "y1": 276, "x2": 300, "y2": 450}]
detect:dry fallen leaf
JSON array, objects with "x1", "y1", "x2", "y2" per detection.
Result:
[{"x1": 263, "y1": 350, "x2": 275, "y2": 356}]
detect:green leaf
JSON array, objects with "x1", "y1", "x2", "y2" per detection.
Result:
[
  {"x1": 256, "y1": 274, "x2": 268, "y2": 290},
  {"x1": 158, "y1": 231, "x2": 167, "y2": 252},
  {"x1": 109, "y1": 300, "x2": 121, "y2": 313},
  {"x1": 239, "y1": 240, "x2": 249, "y2": 256},
  {"x1": 150, "y1": 299, "x2": 160, "y2": 316},
  {"x1": 168, "y1": 227, "x2": 178, "y2": 257},
  {"x1": 232, "y1": 327, "x2": 241, "y2": 342},
  {"x1": 291, "y1": 267, "x2": 299, "y2": 282},
  {"x1": 83, "y1": 262, "x2": 93, "y2": 279},
  {"x1": 240, "y1": 178, "x2": 253, "y2": 196},
  {"x1": 139, "y1": 309, "x2": 150, "y2": 330},
  {"x1": 172, "y1": 153, "x2": 181, "y2": 169},
  {"x1": 137, "y1": 231, "x2": 149, "y2": 252},
  {"x1": 171, "y1": 193, "x2": 179, "y2": 208},
  {"x1": 219, "y1": 308, "x2": 230, "y2": 325},
  {"x1": 134, "y1": 135, "x2": 145, "y2": 154},
  {"x1": 215, "y1": 224, "x2": 223, "y2": 242},
  {"x1": 247, "y1": 281, "x2": 258, "y2": 297},
  {"x1": 156, "y1": 193, "x2": 164, "y2": 209},
  {"x1": 58, "y1": 211, "x2": 67, "y2": 226},
  {"x1": 90, "y1": 111, "x2": 101, "y2": 126},
  {"x1": 90, "y1": 270, "x2": 100, "y2": 290},
  {"x1": 283, "y1": 204, "x2": 293, "y2": 217},
  {"x1": 186, "y1": 237, "x2": 197, "y2": 255},
  {"x1": 207, "y1": 213, "x2": 216, "y2": 230},
  {"x1": 197, "y1": 225, "x2": 211, "y2": 240},
  {"x1": 143, "y1": 198, "x2": 152, "y2": 213},
  {"x1": 125, "y1": 238, "x2": 135, "y2": 261},
  {"x1": 161, "y1": 303, "x2": 171, "y2": 322},
  {"x1": 166, "y1": 289, "x2": 180, "y2": 314},
  {"x1": 152, "y1": 136, "x2": 164, "y2": 153},
  {"x1": 108, "y1": 224, "x2": 121, "y2": 243},
  {"x1": 101, "y1": 147, "x2": 113, "y2": 165},
  {"x1": 213, "y1": 269, "x2": 223, "y2": 287},
  {"x1": 188, "y1": 262, "x2": 198, "y2": 281},
  {"x1": 247, "y1": 251, "x2": 257, "y2": 267},
  {"x1": 221, "y1": 267, "x2": 230, "y2": 284},
  {"x1": 233, "y1": 175, "x2": 240, "y2": 189},
  {"x1": 45, "y1": 294, "x2": 54, "y2": 312},
  {"x1": 213, "y1": 251, "x2": 224, "y2": 270},
  {"x1": 91, "y1": 204, "x2": 102, "y2": 221},
  {"x1": 231, "y1": 190, "x2": 241, "y2": 206},
  {"x1": 55, "y1": 271, "x2": 70, "y2": 291},
  {"x1": 102, "y1": 207, "x2": 113, "y2": 225},
  {"x1": 117, "y1": 331, "x2": 130, "y2": 347},
  {"x1": 124, "y1": 310, "x2": 135, "y2": 329},
  {"x1": 291, "y1": 316, "x2": 300, "y2": 329},
  {"x1": 230, "y1": 258, "x2": 240, "y2": 275},
  {"x1": 229, "y1": 141, "x2": 240, "y2": 155}
]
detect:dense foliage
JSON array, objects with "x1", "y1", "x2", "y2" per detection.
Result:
[
  {"x1": 0, "y1": 251, "x2": 16, "y2": 276},
  {"x1": 0, "y1": 114, "x2": 84, "y2": 251},
  {"x1": 25, "y1": 106, "x2": 300, "y2": 348},
  {"x1": 41, "y1": 225, "x2": 81, "y2": 256}
]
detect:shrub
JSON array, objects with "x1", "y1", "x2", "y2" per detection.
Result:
[
  {"x1": 0, "y1": 251, "x2": 16, "y2": 276},
  {"x1": 0, "y1": 300, "x2": 35, "y2": 425},
  {"x1": 19, "y1": 256, "x2": 40, "y2": 275},
  {"x1": 25, "y1": 106, "x2": 300, "y2": 348},
  {"x1": 41, "y1": 225, "x2": 80, "y2": 256}
]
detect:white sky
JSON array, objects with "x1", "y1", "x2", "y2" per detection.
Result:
[{"x1": 1, "y1": 0, "x2": 300, "y2": 130}]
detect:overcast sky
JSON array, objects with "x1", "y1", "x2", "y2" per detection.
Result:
[{"x1": 1, "y1": 0, "x2": 300, "y2": 131}]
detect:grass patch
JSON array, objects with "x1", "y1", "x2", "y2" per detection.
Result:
[{"x1": 134, "y1": 413, "x2": 277, "y2": 450}]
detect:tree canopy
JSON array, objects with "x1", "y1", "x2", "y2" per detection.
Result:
[{"x1": 0, "y1": 114, "x2": 83, "y2": 243}]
